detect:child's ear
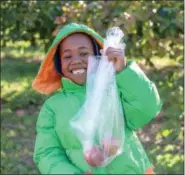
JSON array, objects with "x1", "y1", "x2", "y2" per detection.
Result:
[{"x1": 100, "y1": 49, "x2": 103, "y2": 55}]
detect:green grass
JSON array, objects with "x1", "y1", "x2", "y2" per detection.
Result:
[
  {"x1": 1, "y1": 46, "x2": 45, "y2": 60},
  {"x1": 1, "y1": 46, "x2": 184, "y2": 174},
  {"x1": 1, "y1": 47, "x2": 47, "y2": 174},
  {"x1": 137, "y1": 56, "x2": 184, "y2": 174}
]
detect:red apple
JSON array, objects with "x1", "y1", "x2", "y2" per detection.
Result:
[
  {"x1": 102, "y1": 136, "x2": 121, "y2": 157},
  {"x1": 84, "y1": 145, "x2": 104, "y2": 167}
]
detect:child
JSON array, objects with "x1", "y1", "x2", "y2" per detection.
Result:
[{"x1": 32, "y1": 23, "x2": 162, "y2": 174}]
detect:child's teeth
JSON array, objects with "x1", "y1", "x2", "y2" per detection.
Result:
[{"x1": 72, "y1": 69, "x2": 85, "y2": 74}]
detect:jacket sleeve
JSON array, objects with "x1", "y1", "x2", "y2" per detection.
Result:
[
  {"x1": 116, "y1": 60, "x2": 162, "y2": 130},
  {"x1": 33, "y1": 101, "x2": 82, "y2": 174}
]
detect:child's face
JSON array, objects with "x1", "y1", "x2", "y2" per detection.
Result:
[{"x1": 60, "y1": 33, "x2": 94, "y2": 85}]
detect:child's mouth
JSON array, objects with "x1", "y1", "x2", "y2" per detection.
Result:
[{"x1": 72, "y1": 68, "x2": 86, "y2": 75}]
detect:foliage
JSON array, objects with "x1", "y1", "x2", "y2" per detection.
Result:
[
  {"x1": 53, "y1": 1, "x2": 184, "y2": 66},
  {"x1": 1, "y1": 1, "x2": 62, "y2": 49},
  {"x1": 1, "y1": 1, "x2": 184, "y2": 62}
]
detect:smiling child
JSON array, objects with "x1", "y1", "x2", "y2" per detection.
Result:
[{"x1": 32, "y1": 23, "x2": 162, "y2": 174}]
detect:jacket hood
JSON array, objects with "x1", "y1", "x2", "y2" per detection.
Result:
[{"x1": 32, "y1": 23, "x2": 104, "y2": 95}]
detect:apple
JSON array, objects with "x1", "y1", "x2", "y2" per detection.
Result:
[
  {"x1": 102, "y1": 136, "x2": 121, "y2": 157},
  {"x1": 84, "y1": 145, "x2": 104, "y2": 167}
]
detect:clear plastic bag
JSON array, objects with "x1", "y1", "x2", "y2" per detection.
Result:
[{"x1": 70, "y1": 27, "x2": 126, "y2": 167}]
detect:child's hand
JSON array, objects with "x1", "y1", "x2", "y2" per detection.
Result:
[{"x1": 100, "y1": 47, "x2": 126, "y2": 72}]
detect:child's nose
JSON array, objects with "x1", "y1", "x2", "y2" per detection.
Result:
[{"x1": 71, "y1": 59, "x2": 83, "y2": 65}]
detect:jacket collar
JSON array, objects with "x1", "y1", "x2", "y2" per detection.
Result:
[{"x1": 61, "y1": 77, "x2": 86, "y2": 92}]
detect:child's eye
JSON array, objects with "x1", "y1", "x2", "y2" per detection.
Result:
[
  {"x1": 80, "y1": 52, "x2": 89, "y2": 56},
  {"x1": 64, "y1": 55, "x2": 72, "y2": 59}
]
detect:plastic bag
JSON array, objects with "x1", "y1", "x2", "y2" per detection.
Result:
[{"x1": 70, "y1": 27, "x2": 126, "y2": 167}]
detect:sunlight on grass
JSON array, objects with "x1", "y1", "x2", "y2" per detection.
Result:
[
  {"x1": 1, "y1": 80, "x2": 29, "y2": 101},
  {"x1": 7, "y1": 130, "x2": 17, "y2": 137},
  {"x1": 151, "y1": 56, "x2": 182, "y2": 68},
  {"x1": 161, "y1": 129, "x2": 172, "y2": 137},
  {"x1": 164, "y1": 144, "x2": 175, "y2": 152},
  {"x1": 137, "y1": 56, "x2": 182, "y2": 70},
  {"x1": 156, "y1": 153, "x2": 183, "y2": 168},
  {"x1": 1, "y1": 151, "x2": 6, "y2": 158},
  {"x1": 6, "y1": 40, "x2": 31, "y2": 48},
  {"x1": 1, "y1": 46, "x2": 45, "y2": 60},
  {"x1": 1, "y1": 108, "x2": 12, "y2": 115},
  {"x1": 178, "y1": 129, "x2": 183, "y2": 140}
]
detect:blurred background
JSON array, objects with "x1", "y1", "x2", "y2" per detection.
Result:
[{"x1": 1, "y1": 1, "x2": 184, "y2": 174}]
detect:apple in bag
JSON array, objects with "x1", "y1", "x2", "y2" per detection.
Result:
[
  {"x1": 102, "y1": 136, "x2": 121, "y2": 157},
  {"x1": 84, "y1": 145, "x2": 104, "y2": 167}
]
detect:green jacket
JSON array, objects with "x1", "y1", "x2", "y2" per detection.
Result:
[{"x1": 33, "y1": 23, "x2": 162, "y2": 174}]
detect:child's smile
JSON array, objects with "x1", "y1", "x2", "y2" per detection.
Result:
[
  {"x1": 68, "y1": 59, "x2": 87, "y2": 75},
  {"x1": 71, "y1": 68, "x2": 86, "y2": 75},
  {"x1": 59, "y1": 33, "x2": 94, "y2": 85}
]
